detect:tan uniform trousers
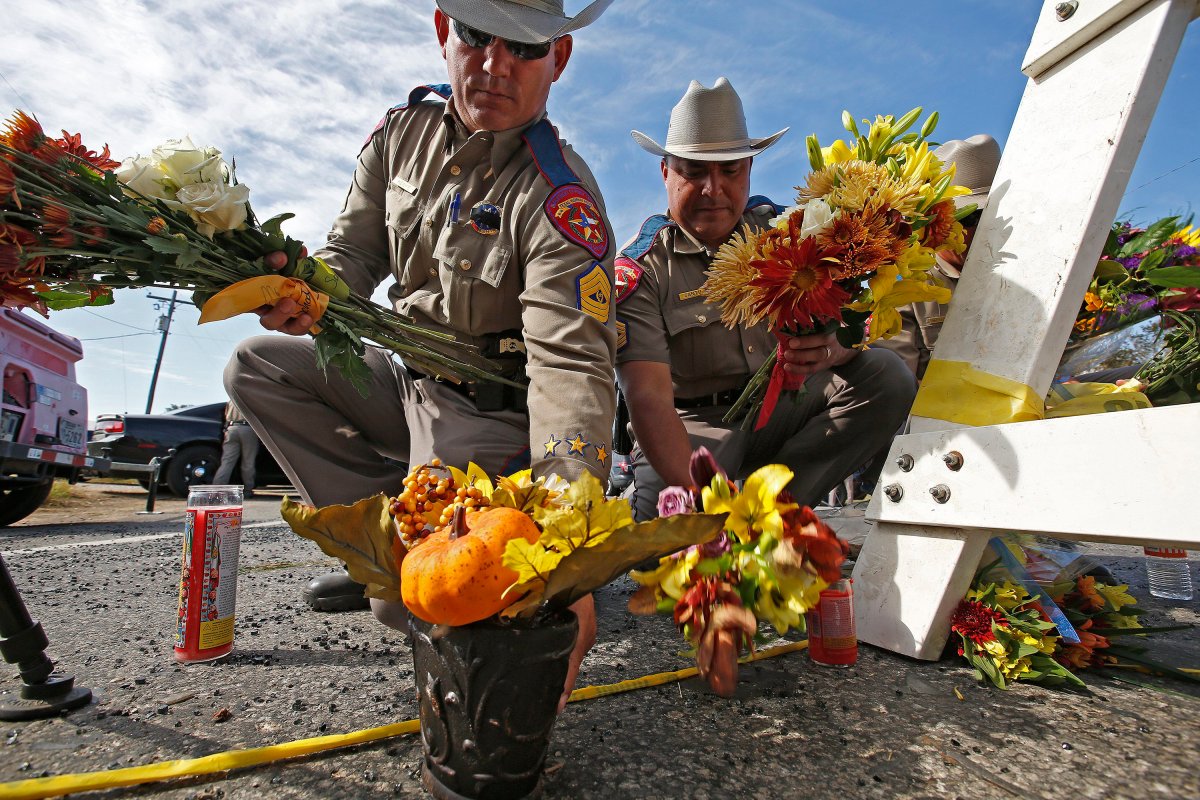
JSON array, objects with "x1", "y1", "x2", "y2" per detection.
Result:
[
  {"x1": 213, "y1": 424, "x2": 259, "y2": 491},
  {"x1": 629, "y1": 348, "x2": 916, "y2": 520},
  {"x1": 223, "y1": 335, "x2": 529, "y2": 508}
]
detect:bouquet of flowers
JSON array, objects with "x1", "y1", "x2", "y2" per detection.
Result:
[
  {"x1": 627, "y1": 449, "x2": 849, "y2": 695},
  {"x1": 702, "y1": 108, "x2": 973, "y2": 429},
  {"x1": 1072, "y1": 216, "x2": 1200, "y2": 342},
  {"x1": 0, "y1": 110, "x2": 503, "y2": 395},
  {"x1": 951, "y1": 537, "x2": 1191, "y2": 689}
]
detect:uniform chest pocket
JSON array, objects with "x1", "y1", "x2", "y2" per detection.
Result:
[
  {"x1": 663, "y1": 300, "x2": 719, "y2": 337},
  {"x1": 433, "y1": 226, "x2": 512, "y2": 289},
  {"x1": 386, "y1": 177, "x2": 423, "y2": 240}
]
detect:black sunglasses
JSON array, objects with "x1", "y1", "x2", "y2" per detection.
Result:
[{"x1": 453, "y1": 19, "x2": 557, "y2": 60}]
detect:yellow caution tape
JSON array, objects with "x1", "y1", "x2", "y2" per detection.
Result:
[
  {"x1": 0, "y1": 641, "x2": 808, "y2": 799},
  {"x1": 912, "y1": 359, "x2": 1044, "y2": 425},
  {"x1": 196, "y1": 275, "x2": 329, "y2": 330},
  {"x1": 1043, "y1": 380, "x2": 1152, "y2": 418}
]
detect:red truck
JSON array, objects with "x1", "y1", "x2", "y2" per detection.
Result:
[{"x1": 0, "y1": 308, "x2": 109, "y2": 526}]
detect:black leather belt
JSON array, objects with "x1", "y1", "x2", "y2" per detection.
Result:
[
  {"x1": 675, "y1": 387, "x2": 745, "y2": 409},
  {"x1": 407, "y1": 368, "x2": 527, "y2": 413}
]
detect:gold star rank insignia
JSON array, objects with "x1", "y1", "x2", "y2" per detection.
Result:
[
  {"x1": 544, "y1": 434, "x2": 562, "y2": 456},
  {"x1": 594, "y1": 444, "x2": 609, "y2": 463},
  {"x1": 567, "y1": 434, "x2": 588, "y2": 455}
]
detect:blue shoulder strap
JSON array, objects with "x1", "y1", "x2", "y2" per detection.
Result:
[
  {"x1": 522, "y1": 119, "x2": 580, "y2": 189},
  {"x1": 620, "y1": 214, "x2": 675, "y2": 261},
  {"x1": 394, "y1": 83, "x2": 452, "y2": 111},
  {"x1": 746, "y1": 194, "x2": 785, "y2": 215}
]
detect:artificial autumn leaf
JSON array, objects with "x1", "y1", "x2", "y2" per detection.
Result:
[
  {"x1": 501, "y1": 536, "x2": 566, "y2": 590},
  {"x1": 491, "y1": 470, "x2": 562, "y2": 514},
  {"x1": 280, "y1": 494, "x2": 401, "y2": 602},
  {"x1": 502, "y1": 513, "x2": 727, "y2": 619},
  {"x1": 533, "y1": 471, "x2": 632, "y2": 551},
  {"x1": 447, "y1": 462, "x2": 495, "y2": 497}
]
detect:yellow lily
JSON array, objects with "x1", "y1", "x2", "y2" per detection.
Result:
[{"x1": 704, "y1": 464, "x2": 796, "y2": 543}]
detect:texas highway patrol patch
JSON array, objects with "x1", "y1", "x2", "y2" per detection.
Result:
[
  {"x1": 613, "y1": 256, "x2": 643, "y2": 304},
  {"x1": 576, "y1": 262, "x2": 611, "y2": 324},
  {"x1": 545, "y1": 184, "x2": 608, "y2": 259}
]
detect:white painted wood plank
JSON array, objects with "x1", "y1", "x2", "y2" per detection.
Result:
[
  {"x1": 872, "y1": 405, "x2": 1199, "y2": 545},
  {"x1": 1023, "y1": 0, "x2": 1153, "y2": 79}
]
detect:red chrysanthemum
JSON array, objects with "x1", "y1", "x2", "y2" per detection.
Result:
[
  {"x1": 920, "y1": 200, "x2": 957, "y2": 250},
  {"x1": 819, "y1": 211, "x2": 904, "y2": 280},
  {"x1": 748, "y1": 235, "x2": 850, "y2": 331},
  {"x1": 0, "y1": 111, "x2": 47, "y2": 155},
  {"x1": 0, "y1": 160, "x2": 15, "y2": 205},
  {"x1": 52, "y1": 130, "x2": 121, "y2": 172},
  {"x1": 950, "y1": 599, "x2": 1006, "y2": 645}
]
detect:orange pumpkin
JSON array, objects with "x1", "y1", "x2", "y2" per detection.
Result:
[{"x1": 401, "y1": 506, "x2": 541, "y2": 626}]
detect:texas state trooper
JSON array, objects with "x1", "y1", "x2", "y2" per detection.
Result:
[
  {"x1": 224, "y1": 0, "x2": 615, "y2": 708},
  {"x1": 615, "y1": 78, "x2": 917, "y2": 521}
]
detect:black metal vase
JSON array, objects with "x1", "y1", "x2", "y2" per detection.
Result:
[{"x1": 409, "y1": 609, "x2": 578, "y2": 800}]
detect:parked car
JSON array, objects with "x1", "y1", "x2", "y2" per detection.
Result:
[
  {"x1": 1, "y1": 308, "x2": 109, "y2": 526},
  {"x1": 88, "y1": 402, "x2": 286, "y2": 497}
]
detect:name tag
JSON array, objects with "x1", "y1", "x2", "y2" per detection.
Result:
[{"x1": 677, "y1": 288, "x2": 705, "y2": 301}]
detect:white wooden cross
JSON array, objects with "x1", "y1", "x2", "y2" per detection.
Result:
[{"x1": 851, "y1": 0, "x2": 1200, "y2": 660}]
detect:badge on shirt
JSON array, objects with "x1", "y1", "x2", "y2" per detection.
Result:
[
  {"x1": 576, "y1": 262, "x2": 611, "y2": 324},
  {"x1": 545, "y1": 184, "x2": 609, "y2": 259},
  {"x1": 616, "y1": 319, "x2": 628, "y2": 352},
  {"x1": 469, "y1": 202, "x2": 502, "y2": 236},
  {"x1": 613, "y1": 256, "x2": 643, "y2": 304}
]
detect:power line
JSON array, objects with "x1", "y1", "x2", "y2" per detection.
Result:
[
  {"x1": 1128, "y1": 154, "x2": 1200, "y2": 194},
  {"x1": 79, "y1": 332, "x2": 155, "y2": 342},
  {"x1": 82, "y1": 309, "x2": 154, "y2": 333},
  {"x1": 0, "y1": 68, "x2": 33, "y2": 112}
]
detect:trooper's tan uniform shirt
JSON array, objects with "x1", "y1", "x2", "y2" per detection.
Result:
[
  {"x1": 616, "y1": 204, "x2": 776, "y2": 394},
  {"x1": 317, "y1": 90, "x2": 617, "y2": 480}
]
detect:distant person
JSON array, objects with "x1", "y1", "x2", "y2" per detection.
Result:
[
  {"x1": 213, "y1": 400, "x2": 259, "y2": 498},
  {"x1": 615, "y1": 77, "x2": 916, "y2": 520}
]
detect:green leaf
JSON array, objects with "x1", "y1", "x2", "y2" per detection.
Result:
[
  {"x1": 1093, "y1": 259, "x2": 1129, "y2": 282},
  {"x1": 280, "y1": 494, "x2": 400, "y2": 602},
  {"x1": 1143, "y1": 266, "x2": 1200, "y2": 289},
  {"x1": 500, "y1": 513, "x2": 727, "y2": 619},
  {"x1": 37, "y1": 290, "x2": 109, "y2": 310},
  {"x1": 1119, "y1": 216, "x2": 1179, "y2": 258},
  {"x1": 144, "y1": 233, "x2": 201, "y2": 270}
]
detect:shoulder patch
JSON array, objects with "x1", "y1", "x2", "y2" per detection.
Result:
[
  {"x1": 363, "y1": 84, "x2": 452, "y2": 149},
  {"x1": 620, "y1": 214, "x2": 675, "y2": 261},
  {"x1": 613, "y1": 256, "x2": 644, "y2": 305},
  {"x1": 546, "y1": 184, "x2": 609, "y2": 259},
  {"x1": 576, "y1": 262, "x2": 612, "y2": 324}
]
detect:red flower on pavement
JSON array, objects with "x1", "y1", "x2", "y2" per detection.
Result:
[{"x1": 950, "y1": 599, "x2": 1006, "y2": 646}]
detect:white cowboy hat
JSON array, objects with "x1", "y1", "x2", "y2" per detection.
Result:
[
  {"x1": 435, "y1": 0, "x2": 614, "y2": 44},
  {"x1": 934, "y1": 134, "x2": 1002, "y2": 209},
  {"x1": 631, "y1": 77, "x2": 789, "y2": 162}
]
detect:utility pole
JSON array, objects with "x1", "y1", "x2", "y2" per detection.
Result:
[{"x1": 145, "y1": 290, "x2": 179, "y2": 413}]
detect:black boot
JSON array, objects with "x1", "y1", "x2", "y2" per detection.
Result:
[{"x1": 302, "y1": 571, "x2": 369, "y2": 612}]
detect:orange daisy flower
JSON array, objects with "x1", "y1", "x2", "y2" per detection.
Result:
[
  {"x1": 0, "y1": 111, "x2": 46, "y2": 155},
  {"x1": 53, "y1": 130, "x2": 121, "y2": 172},
  {"x1": 921, "y1": 200, "x2": 957, "y2": 250},
  {"x1": 748, "y1": 235, "x2": 850, "y2": 331},
  {"x1": 819, "y1": 211, "x2": 903, "y2": 279}
]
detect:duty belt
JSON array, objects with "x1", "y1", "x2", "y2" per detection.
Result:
[
  {"x1": 674, "y1": 385, "x2": 747, "y2": 409},
  {"x1": 407, "y1": 367, "x2": 528, "y2": 414}
]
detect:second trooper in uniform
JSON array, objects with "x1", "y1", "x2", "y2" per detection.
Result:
[{"x1": 615, "y1": 78, "x2": 917, "y2": 520}]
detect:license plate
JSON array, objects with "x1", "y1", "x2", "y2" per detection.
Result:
[{"x1": 58, "y1": 418, "x2": 85, "y2": 449}]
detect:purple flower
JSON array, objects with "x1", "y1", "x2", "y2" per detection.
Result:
[
  {"x1": 699, "y1": 530, "x2": 732, "y2": 559},
  {"x1": 688, "y1": 447, "x2": 727, "y2": 489},
  {"x1": 657, "y1": 486, "x2": 696, "y2": 518}
]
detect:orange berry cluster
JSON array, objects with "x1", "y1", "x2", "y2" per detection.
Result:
[{"x1": 389, "y1": 459, "x2": 490, "y2": 547}]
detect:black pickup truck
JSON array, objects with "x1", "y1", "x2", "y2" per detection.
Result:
[{"x1": 87, "y1": 402, "x2": 286, "y2": 497}]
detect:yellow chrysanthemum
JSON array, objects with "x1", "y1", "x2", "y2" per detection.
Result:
[
  {"x1": 799, "y1": 165, "x2": 839, "y2": 202},
  {"x1": 703, "y1": 223, "x2": 766, "y2": 328},
  {"x1": 1171, "y1": 225, "x2": 1200, "y2": 248},
  {"x1": 827, "y1": 162, "x2": 923, "y2": 217}
]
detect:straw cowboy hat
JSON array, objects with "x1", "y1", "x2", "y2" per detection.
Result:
[
  {"x1": 934, "y1": 134, "x2": 1002, "y2": 209},
  {"x1": 631, "y1": 77, "x2": 789, "y2": 162},
  {"x1": 435, "y1": 0, "x2": 615, "y2": 44}
]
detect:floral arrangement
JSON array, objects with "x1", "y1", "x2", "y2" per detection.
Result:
[
  {"x1": 281, "y1": 459, "x2": 726, "y2": 624},
  {"x1": 1072, "y1": 216, "x2": 1200, "y2": 341},
  {"x1": 952, "y1": 538, "x2": 1190, "y2": 689},
  {"x1": 701, "y1": 108, "x2": 972, "y2": 428},
  {"x1": 0, "y1": 110, "x2": 501, "y2": 394},
  {"x1": 627, "y1": 449, "x2": 849, "y2": 695}
]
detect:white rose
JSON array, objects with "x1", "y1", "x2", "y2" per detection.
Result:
[
  {"x1": 166, "y1": 180, "x2": 250, "y2": 238},
  {"x1": 769, "y1": 204, "x2": 803, "y2": 232},
  {"x1": 799, "y1": 198, "x2": 839, "y2": 239},
  {"x1": 114, "y1": 155, "x2": 170, "y2": 201},
  {"x1": 153, "y1": 137, "x2": 227, "y2": 189}
]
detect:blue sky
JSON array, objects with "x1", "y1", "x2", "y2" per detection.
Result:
[{"x1": 4, "y1": 1, "x2": 1198, "y2": 420}]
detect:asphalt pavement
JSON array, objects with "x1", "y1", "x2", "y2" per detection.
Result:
[{"x1": 0, "y1": 491, "x2": 1198, "y2": 799}]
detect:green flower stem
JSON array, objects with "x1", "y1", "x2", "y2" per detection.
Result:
[{"x1": 722, "y1": 349, "x2": 776, "y2": 426}]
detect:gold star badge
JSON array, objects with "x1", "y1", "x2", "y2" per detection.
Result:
[
  {"x1": 594, "y1": 444, "x2": 609, "y2": 463},
  {"x1": 567, "y1": 434, "x2": 588, "y2": 455},
  {"x1": 544, "y1": 434, "x2": 561, "y2": 456}
]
